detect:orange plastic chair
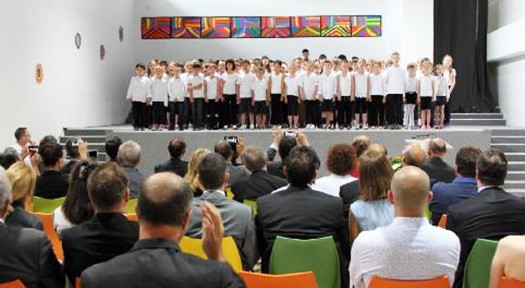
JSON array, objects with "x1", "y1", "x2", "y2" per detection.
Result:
[
  {"x1": 126, "y1": 213, "x2": 138, "y2": 222},
  {"x1": 0, "y1": 280, "x2": 26, "y2": 288},
  {"x1": 32, "y1": 212, "x2": 63, "y2": 261},
  {"x1": 500, "y1": 278, "x2": 525, "y2": 288},
  {"x1": 438, "y1": 214, "x2": 448, "y2": 229},
  {"x1": 75, "y1": 277, "x2": 81, "y2": 288},
  {"x1": 368, "y1": 275, "x2": 449, "y2": 288},
  {"x1": 239, "y1": 271, "x2": 318, "y2": 288}
]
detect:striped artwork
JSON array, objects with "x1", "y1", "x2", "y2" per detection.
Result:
[
  {"x1": 351, "y1": 16, "x2": 382, "y2": 37},
  {"x1": 231, "y1": 17, "x2": 261, "y2": 38},
  {"x1": 201, "y1": 17, "x2": 231, "y2": 38},
  {"x1": 141, "y1": 17, "x2": 171, "y2": 39},
  {"x1": 320, "y1": 16, "x2": 351, "y2": 37},
  {"x1": 290, "y1": 16, "x2": 321, "y2": 37},
  {"x1": 171, "y1": 17, "x2": 201, "y2": 38},
  {"x1": 261, "y1": 17, "x2": 291, "y2": 38}
]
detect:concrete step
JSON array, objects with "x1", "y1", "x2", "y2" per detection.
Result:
[
  {"x1": 450, "y1": 119, "x2": 507, "y2": 126},
  {"x1": 63, "y1": 128, "x2": 107, "y2": 137},
  {"x1": 59, "y1": 136, "x2": 107, "y2": 144},
  {"x1": 504, "y1": 153, "x2": 525, "y2": 162},
  {"x1": 508, "y1": 161, "x2": 525, "y2": 171},
  {"x1": 504, "y1": 180, "x2": 525, "y2": 189},
  {"x1": 506, "y1": 171, "x2": 525, "y2": 181},
  {"x1": 491, "y1": 129, "x2": 525, "y2": 136},
  {"x1": 452, "y1": 113, "x2": 504, "y2": 119},
  {"x1": 491, "y1": 136, "x2": 525, "y2": 144},
  {"x1": 491, "y1": 144, "x2": 525, "y2": 153}
]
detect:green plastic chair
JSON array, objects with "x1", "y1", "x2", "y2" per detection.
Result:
[
  {"x1": 32, "y1": 196, "x2": 66, "y2": 213},
  {"x1": 424, "y1": 205, "x2": 432, "y2": 221},
  {"x1": 462, "y1": 239, "x2": 499, "y2": 288},
  {"x1": 243, "y1": 199, "x2": 257, "y2": 216},
  {"x1": 126, "y1": 198, "x2": 138, "y2": 214},
  {"x1": 269, "y1": 236, "x2": 340, "y2": 288}
]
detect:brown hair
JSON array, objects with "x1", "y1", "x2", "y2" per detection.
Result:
[
  {"x1": 359, "y1": 150, "x2": 393, "y2": 201},
  {"x1": 326, "y1": 144, "x2": 356, "y2": 175}
]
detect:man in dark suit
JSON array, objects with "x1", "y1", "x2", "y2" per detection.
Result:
[
  {"x1": 256, "y1": 145, "x2": 345, "y2": 272},
  {"x1": 429, "y1": 146, "x2": 481, "y2": 224},
  {"x1": 0, "y1": 174, "x2": 64, "y2": 288},
  {"x1": 231, "y1": 146, "x2": 288, "y2": 203},
  {"x1": 214, "y1": 139, "x2": 249, "y2": 186},
  {"x1": 35, "y1": 143, "x2": 69, "y2": 199},
  {"x1": 118, "y1": 140, "x2": 145, "y2": 198},
  {"x1": 420, "y1": 138, "x2": 455, "y2": 184},
  {"x1": 154, "y1": 137, "x2": 188, "y2": 177},
  {"x1": 81, "y1": 172, "x2": 245, "y2": 288},
  {"x1": 266, "y1": 130, "x2": 309, "y2": 180},
  {"x1": 62, "y1": 162, "x2": 139, "y2": 284},
  {"x1": 447, "y1": 149, "x2": 525, "y2": 288}
]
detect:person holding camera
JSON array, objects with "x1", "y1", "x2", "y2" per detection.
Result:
[{"x1": 214, "y1": 137, "x2": 249, "y2": 187}]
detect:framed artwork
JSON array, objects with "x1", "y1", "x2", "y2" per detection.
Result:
[
  {"x1": 75, "y1": 33, "x2": 81, "y2": 49},
  {"x1": 261, "y1": 16, "x2": 291, "y2": 38},
  {"x1": 351, "y1": 15, "x2": 382, "y2": 37},
  {"x1": 172, "y1": 17, "x2": 201, "y2": 38},
  {"x1": 231, "y1": 17, "x2": 261, "y2": 38},
  {"x1": 320, "y1": 16, "x2": 351, "y2": 37},
  {"x1": 141, "y1": 17, "x2": 171, "y2": 39},
  {"x1": 291, "y1": 16, "x2": 320, "y2": 37},
  {"x1": 201, "y1": 17, "x2": 231, "y2": 38}
]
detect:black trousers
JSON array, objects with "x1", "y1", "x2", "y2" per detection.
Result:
[
  {"x1": 184, "y1": 97, "x2": 192, "y2": 126},
  {"x1": 132, "y1": 101, "x2": 147, "y2": 129},
  {"x1": 191, "y1": 98, "x2": 205, "y2": 129},
  {"x1": 270, "y1": 94, "x2": 283, "y2": 125},
  {"x1": 444, "y1": 101, "x2": 451, "y2": 125},
  {"x1": 222, "y1": 94, "x2": 237, "y2": 127},
  {"x1": 304, "y1": 100, "x2": 318, "y2": 125},
  {"x1": 337, "y1": 96, "x2": 353, "y2": 126},
  {"x1": 386, "y1": 94, "x2": 403, "y2": 125},
  {"x1": 169, "y1": 102, "x2": 184, "y2": 130},
  {"x1": 206, "y1": 101, "x2": 220, "y2": 129},
  {"x1": 152, "y1": 102, "x2": 166, "y2": 125},
  {"x1": 369, "y1": 95, "x2": 385, "y2": 127}
]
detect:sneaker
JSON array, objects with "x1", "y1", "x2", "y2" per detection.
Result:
[
  {"x1": 363, "y1": 124, "x2": 369, "y2": 130},
  {"x1": 223, "y1": 125, "x2": 228, "y2": 130},
  {"x1": 249, "y1": 124, "x2": 255, "y2": 130}
]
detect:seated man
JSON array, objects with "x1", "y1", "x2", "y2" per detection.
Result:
[
  {"x1": 266, "y1": 130, "x2": 309, "y2": 179},
  {"x1": 489, "y1": 235, "x2": 525, "y2": 288},
  {"x1": 231, "y1": 146, "x2": 288, "y2": 203},
  {"x1": 35, "y1": 142, "x2": 69, "y2": 199},
  {"x1": 186, "y1": 153, "x2": 257, "y2": 271},
  {"x1": 118, "y1": 140, "x2": 145, "y2": 198},
  {"x1": 62, "y1": 162, "x2": 139, "y2": 284},
  {"x1": 81, "y1": 173, "x2": 245, "y2": 288},
  {"x1": 350, "y1": 166, "x2": 460, "y2": 288},
  {"x1": 0, "y1": 174, "x2": 64, "y2": 287},
  {"x1": 154, "y1": 137, "x2": 188, "y2": 177},
  {"x1": 430, "y1": 146, "x2": 481, "y2": 224},
  {"x1": 214, "y1": 139, "x2": 249, "y2": 186},
  {"x1": 401, "y1": 143, "x2": 426, "y2": 168},
  {"x1": 420, "y1": 138, "x2": 455, "y2": 184}
]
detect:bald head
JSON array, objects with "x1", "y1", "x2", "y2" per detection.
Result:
[
  {"x1": 138, "y1": 172, "x2": 193, "y2": 226},
  {"x1": 391, "y1": 166, "x2": 430, "y2": 214},
  {"x1": 402, "y1": 144, "x2": 426, "y2": 167},
  {"x1": 368, "y1": 143, "x2": 387, "y2": 156},
  {"x1": 428, "y1": 138, "x2": 447, "y2": 157}
]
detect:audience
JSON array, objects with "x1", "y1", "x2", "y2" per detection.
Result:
[
  {"x1": 214, "y1": 139, "x2": 249, "y2": 186},
  {"x1": 35, "y1": 143, "x2": 69, "y2": 199},
  {"x1": 0, "y1": 174, "x2": 64, "y2": 288},
  {"x1": 313, "y1": 143, "x2": 358, "y2": 197},
  {"x1": 61, "y1": 162, "x2": 139, "y2": 284},
  {"x1": 184, "y1": 148, "x2": 211, "y2": 197},
  {"x1": 11, "y1": 127, "x2": 32, "y2": 156},
  {"x1": 105, "y1": 136, "x2": 122, "y2": 162},
  {"x1": 154, "y1": 137, "x2": 188, "y2": 177},
  {"x1": 447, "y1": 149, "x2": 525, "y2": 288},
  {"x1": 350, "y1": 166, "x2": 460, "y2": 288},
  {"x1": 186, "y1": 153, "x2": 258, "y2": 271},
  {"x1": 350, "y1": 135, "x2": 371, "y2": 178},
  {"x1": 267, "y1": 135, "x2": 297, "y2": 179},
  {"x1": 401, "y1": 143, "x2": 426, "y2": 167},
  {"x1": 420, "y1": 138, "x2": 455, "y2": 183},
  {"x1": 117, "y1": 140, "x2": 145, "y2": 198},
  {"x1": 1, "y1": 147, "x2": 19, "y2": 170},
  {"x1": 60, "y1": 138, "x2": 88, "y2": 180},
  {"x1": 429, "y1": 146, "x2": 481, "y2": 224},
  {"x1": 81, "y1": 173, "x2": 245, "y2": 288},
  {"x1": 489, "y1": 235, "x2": 525, "y2": 288}
]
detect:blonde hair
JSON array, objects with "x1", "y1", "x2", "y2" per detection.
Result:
[
  {"x1": 5, "y1": 162, "x2": 36, "y2": 204},
  {"x1": 184, "y1": 148, "x2": 211, "y2": 193}
]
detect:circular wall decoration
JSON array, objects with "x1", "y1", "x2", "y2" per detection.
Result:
[
  {"x1": 99, "y1": 45, "x2": 106, "y2": 60},
  {"x1": 35, "y1": 64, "x2": 44, "y2": 84},
  {"x1": 119, "y1": 26, "x2": 124, "y2": 42},
  {"x1": 75, "y1": 33, "x2": 81, "y2": 49}
]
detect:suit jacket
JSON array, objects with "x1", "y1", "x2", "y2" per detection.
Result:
[
  {"x1": 429, "y1": 177, "x2": 477, "y2": 224},
  {"x1": 447, "y1": 187, "x2": 525, "y2": 288},
  {"x1": 186, "y1": 191, "x2": 258, "y2": 270},
  {"x1": 339, "y1": 180, "x2": 361, "y2": 212},
  {"x1": 267, "y1": 161, "x2": 286, "y2": 179},
  {"x1": 227, "y1": 163, "x2": 249, "y2": 186},
  {"x1": 5, "y1": 204, "x2": 43, "y2": 230},
  {"x1": 154, "y1": 158, "x2": 188, "y2": 177},
  {"x1": 420, "y1": 157, "x2": 456, "y2": 184},
  {"x1": 35, "y1": 170, "x2": 69, "y2": 199},
  {"x1": 0, "y1": 223, "x2": 64, "y2": 288},
  {"x1": 60, "y1": 159, "x2": 79, "y2": 181},
  {"x1": 122, "y1": 167, "x2": 145, "y2": 198},
  {"x1": 231, "y1": 170, "x2": 288, "y2": 203},
  {"x1": 81, "y1": 238, "x2": 245, "y2": 288},
  {"x1": 61, "y1": 213, "x2": 139, "y2": 284}
]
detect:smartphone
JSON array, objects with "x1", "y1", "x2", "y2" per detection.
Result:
[
  {"x1": 284, "y1": 131, "x2": 296, "y2": 138},
  {"x1": 88, "y1": 150, "x2": 98, "y2": 160},
  {"x1": 224, "y1": 136, "x2": 238, "y2": 151},
  {"x1": 28, "y1": 145, "x2": 39, "y2": 156}
]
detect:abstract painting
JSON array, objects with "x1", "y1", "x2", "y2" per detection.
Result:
[
  {"x1": 291, "y1": 16, "x2": 320, "y2": 37},
  {"x1": 351, "y1": 15, "x2": 382, "y2": 37},
  {"x1": 231, "y1": 17, "x2": 261, "y2": 38},
  {"x1": 172, "y1": 17, "x2": 201, "y2": 38},
  {"x1": 261, "y1": 16, "x2": 291, "y2": 38},
  {"x1": 320, "y1": 16, "x2": 351, "y2": 37},
  {"x1": 141, "y1": 17, "x2": 171, "y2": 39},
  {"x1": 201, "y1": 17, "x2": 231, "y2": 38}
]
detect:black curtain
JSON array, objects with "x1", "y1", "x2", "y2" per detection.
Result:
[{"x1": 434, "y1": 0, "x2": 496, "y2": 112}]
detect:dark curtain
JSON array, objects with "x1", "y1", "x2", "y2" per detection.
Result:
[{"x1": 434, "y1": 0, "x2": 496, "y2": 112}]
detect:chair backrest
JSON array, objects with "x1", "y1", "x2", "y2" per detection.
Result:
[
  {"x1": 499, "y1": 278, "x2": 525, "y2": 288},
  {"x1": 179, "y1": 236, "x2": 242, "y2": 273},
  {"x1": 369, "y1": 276, "x2": 449, "y2": 288},
  {"x1": 126, "y1": 198, "x2": 138, "y2": 214},
  {"x1": 32, "y1": 197, "x2": 66, "y2": 213},
  {"x1": 243, "y1": 200, "x2": 257, "y2": 216},
  {"x1": 225, "y1": 187, "x2": 234, "y2": 199},
  {"x1": 0, "y1": 280, "x2": 26, "y2": 288},
  {"x1": 75, "y1": 277, "x2": 81, "y2": 288},
  {"x1": 424, "y1": 206, "x2": 432, "y2": 221},
  {"x1": 438, "y1": 214, "x2": 448, "y2": 229},
  {"x1": 463, "y1": 239, "x2": 499, "y2": 288},
  {"x1": 269, "y1": 235, "x2": 340, "y2": 288},
  {"x1": 239, "y1": 271, "x2": 318, "y2": 288},
  {"x1": 126, "y1": 213, "x2": 138, "y2": 222},
  {"x1": 32, "y1": 212, "x2": 64, "y2": 261}
]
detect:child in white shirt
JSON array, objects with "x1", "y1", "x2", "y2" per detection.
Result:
[
  {"x1": 205, "y1": 64, "x2": 220, "y2": 130},
  {"x1": 167, "y1": 64, "x2": 185, "y2": 130},
  {"x1": 318, "y1": 61, "x2": 338, "y2": 129},
  {"x1": 126, "y1": 63, "x2": 150, "y2": 130},
  {"x1": 220, "y1": 59, "x2": 239, "y2": 128},
  {"x1": 369, "y1": 61, "x2": 386, "y2": 129},
  {"x1": 434, "y1": 64, "x2": 448, "y2": 129},
  {"x1": 284, "y1": 64, "x2": 300, "y2": 129},
  {"x1": 354, "y1": 58, "x2": 370, "y2": 130},
  {"x1": 150, "y1": 66, "x2": 168, "y2": 130},
  {"x1": 236, "y1": 60, "x2": 256, "y2": 129},
  {"x1": 299, "y1": 62, "x2": 319, "y2": 129},
  {"x1": 417, "y1": 61, "x2": 435, "y2": 130},
  {"x1": 268, "y1": 61, "x2": 285, "y2": 126},
  {"x1": 187, "y1": 62, "x2": 205, "y2": 130},
  {"x1": 385, "y1": 52, "x2": 406, "y2": 129},
  {"x1": 252, "y1": 67, "x2": 269, "y2": 129},
  {"x1": 337, "y1": 60, "x2": 354, "y2": 129},
  {"x1": 404, "y1": 63, "x2": 418, "y2": 129}
]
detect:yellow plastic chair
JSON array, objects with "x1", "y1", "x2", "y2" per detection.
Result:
[
  {"x1": 126, "y1": 198, "x2": 138, "y2": 214},
  {"x1": 369, "y1": 275, "x2": 449, "y2": 288},
  {"x1": 179, "y1": 236, "x2": 242, "y2": 272},
  {"x1": 225, "y1": 187, "x2": 234, "y2": 199},
  {"x1": 126, "y1": 213, "x2": 138, "y2": 222},
  {"x1": 32, "y1": 213, "x2": 63, "y2": 262},
  {"x1": 243, "y1": 200, "x2": 257, "y2": 216},
  {"x1": 438, "y1": 214, "x2": 448, "y2": 229},
  {"x1": 32, "y1": 197, "x2": 65, "y2": 213},
  {"x1": 239, "y1": 271, "x2": 318, "y2": 288},
  {"x1": 500, "y1": 278, "x2": 525, "y2": 288},
  {"x1": 0, "y1": 280, "x2": 26, "y2": 288}
]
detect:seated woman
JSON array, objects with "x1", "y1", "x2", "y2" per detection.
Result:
[
  {"x1": 314, "y1": 143, "x2": 358, "y2": 197},
  {"x1": 53, "y1": 160, "x2": 96, "y2": 237},
  {"x1": 349, "y1": 150, "x2": 394, "y2": 241},
  {"x1": 489, "y1": 235, "x2": 525, "y2": 288},
  {"x1": 184, "y1": 148, "x2": 211, "y2": 197},
  {"x1": 4, "y1": 161, "x2": 43, "y2": 230}
]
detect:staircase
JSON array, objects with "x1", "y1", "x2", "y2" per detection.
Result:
[
  {"x1": 60, "y1": 128, "x2": 110, "y2": 161},
  {"x1": 451, "y1": 113, "x2": 506, "y2": 126},
  {"x1": 491, "y1": 129, "x2": 525, "y2": 197}
]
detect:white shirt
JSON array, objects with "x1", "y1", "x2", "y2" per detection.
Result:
[
  {"x1": 284, "y1": 74, "x2": 300, "y2": 96},
  {"x1": 299, "y1": 73, "x2": 318, "y2": 100},
  {"x1": 318, "y1": 73, "x2": 337, "y2": 100},
  {"x1": 419, "y1": 74, "x2": 435, "y2": 97},
  {"x1": 205, "y1": 76, "x2": 219, "y2": 100},
  {"x1": 53, "y1": 206, "x2": 74, "y2": 237},
  {"x1": 221, "y1": 72, "x2": 238, "y2": 95},
  {"x1": 312, "y1": 174, "x2": 357, "y2": 197},
  {"x1": 386, "y1": 65, "x2": 406, "y2": 94},
  {"x1": 252, "y1": 78, "x2": 268, "y2": 101},
  {"x1": 350, "y1": 217, "x2": 460, "y2": 288},
  {"x1": 237, "y1": 72, "x2": 256, "y2": 99},
  {"x1": 186, "y1": 75, "x2": 205, "y2": 98},
  {"x1": 270, "y1": 73, "x2": 284, "y2": 94},
  {"x1": 127, "y1": 75, "x2": 150, "y2": 102},
  {"x1": 150, "y1": 77, "x2": 168, "y2": 106},
  {"x1": 168, "y1": 77, "x2": 185, "y2": 102},
  {"x1": 339, "y1": 72, "x2": 353, "y2": 96},
  {"x1": 435, "y1": 75, "x2": 448, "y2": 97},
  {"x1": 369, "y1": 73, "x2": 386, "y2": 96},
  {"x1": 405, "y1": 75, "x2": 418, "y2": 93},
  {"x1": 354, "y1": 72, "x2": 369, "y2": 98}
]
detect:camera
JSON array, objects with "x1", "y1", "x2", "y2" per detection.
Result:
[
  {"x1": 28, "y1": 145, "x2": 39, "y2": 156},
  {"x1": 224, "y1": 136, "x2": 238, "y2": 151},
  {"x1": 284, "y1": 131, "x2": 296, "y2": 138}
]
